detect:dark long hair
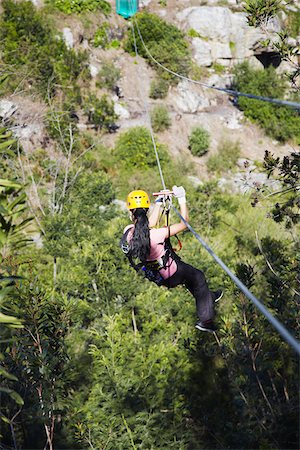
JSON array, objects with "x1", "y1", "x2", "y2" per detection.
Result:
[{"x1": 130, "y1": 208, "x2": 150, "y2": 261}]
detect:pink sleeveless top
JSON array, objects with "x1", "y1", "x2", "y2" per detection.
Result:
[{"x1": 124, "y1": 225, "x2": 177, "y2": 279}]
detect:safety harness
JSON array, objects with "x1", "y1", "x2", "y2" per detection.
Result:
[
  {"x1": 120, "y1": 198, "x2": 181, "y2": 286},
  {"x1": 120, "y1": 227, "x2": 180, "y2": 285}
]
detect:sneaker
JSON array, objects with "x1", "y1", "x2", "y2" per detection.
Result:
[
  {"x1": 195, "y1": 320, "x2": 217, "y2": 333},
  {"x1": 213, "y1": 289, "x2": 223, "y2": 303}
]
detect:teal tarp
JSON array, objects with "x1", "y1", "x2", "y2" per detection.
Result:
[{"x1": 116, "y1": 0, "x2": 138, "y2": 18}]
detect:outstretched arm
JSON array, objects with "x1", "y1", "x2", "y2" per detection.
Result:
[{"x1": 169, "y1": 186, "x2": 189, "y2": 236}]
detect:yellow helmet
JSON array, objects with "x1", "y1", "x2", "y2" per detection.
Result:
[{"x1": 127, "y1": 190, "x2": 150, "y2": 210}]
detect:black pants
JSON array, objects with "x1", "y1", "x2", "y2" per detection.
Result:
[{"x1": 162, "y1": 260, "x2": 215, "y2": 323}]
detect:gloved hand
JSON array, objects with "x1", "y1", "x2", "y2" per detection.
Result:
[
  {"x1": 155, "y1": 189, "x2": 172, "y2": 205},
  {"x1": 172, "y1": 185, "x2": 186, "y2": 205}
]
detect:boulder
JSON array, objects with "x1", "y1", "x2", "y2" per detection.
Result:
[
  {"x1": 0, "y1": 100, "x2": 18, "y2": 119},
  {"x1": 89, "y1": 64, "x2": 99, "y2": 78},
  {"x1": 192, "y1": 38, "x2": 212, "y2": 67},
  {"x1": 177, "y1": 7, "x2": 232, "y2": 42},
  {"x1": 114, "y1": 102, "x2": 130, "y2": 119},
  {"x1": 173, "y1": 81, "x2": 210, "y2": 113},
  {"x1": 63, "y1": 28, "x2": 74, "y2": 49},
  {"x1": 177, "y1": 7, "x2": 280, "y2": 65}
]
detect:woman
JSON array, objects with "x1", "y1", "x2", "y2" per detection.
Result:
[{"x1": 121, "y1": 186, "x2": 222, "y2": 332}]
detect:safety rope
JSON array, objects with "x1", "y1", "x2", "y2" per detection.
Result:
[
  {"x1": 133, "y1": 18, "x2": 300, "y2": 110},
  {"x1": 130, "y1": 20, "x2": 300, "y2": 356}
]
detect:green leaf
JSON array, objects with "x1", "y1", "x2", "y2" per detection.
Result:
[
  {"x1": 0, "y1": 179, "x2": 22, "y2": 189},
  {"x1": 0, "y1": 139, "x2": 15, "y2": 150},
  {"x1": 0, "y1": 366, "x2": 18, "y2": 381}
]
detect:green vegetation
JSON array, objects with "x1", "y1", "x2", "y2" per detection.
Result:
[
  {"x1": 188, "y1": 28, "x2": 201, "y2": 38},
  {"x1": 149, "y1": 78, "x2": 169, "y2": 99},
  {"x1": 212, "y1": 62, "x2": 226, "y2": 74},
  {"x1": 188, "y1": 126, "x2": 210, "y2": 156},
  {"x1": 96, "y1": 61, "x2": 121, "y2": 90},
  {"x1": 0, "y1": 3, "x2": 299, "y2": 450},
  {"x1": 125, "y1": 12, "x2": 191, "y2": 82},
  {"x1": 0, "y1": 0, "x2": 88, "y2": 97},
  {"x1": 150, "y1": 105, "x2": 171, "y2": 132},
  {"x1": 114, "y1": 126, "x2": 169, "y2": 169},
  {"x1": 244, "y1": 0, "x2": 281, "y2": 27},
  {"x1": 233, "y1": 62, "x2": 300, "y2": 143},
  {"x1": 207, "y1": 139, "x2": 241, "y2": 173},
  {"x1": 92, "y1": 22, "x2": 110, "y2": 48},
  {"x1": 84, "y1": 94, "x2": 117, "y2": 131},
  {"x1": 49, "y1": 0, "x2": 111, "y2": 15}
]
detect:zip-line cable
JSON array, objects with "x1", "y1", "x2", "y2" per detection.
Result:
[
  {"x1": 131, "y1": 22, "x2": 167, "y2": 190},
  {"x1": 172, "y1": 205, "x2": 300, "y2": 355},
  {"x1": 130, "y1": 20, "x2": 300, "y2": 356},
  {"x1": 133, "y1": 18, "x2": 300, "y2": 110}
]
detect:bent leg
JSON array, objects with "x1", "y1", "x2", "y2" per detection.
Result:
[{"x1": 162, "y1": 260, "x2": 215, "y2": 322}]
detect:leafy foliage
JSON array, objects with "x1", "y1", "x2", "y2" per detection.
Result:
[
  {"x1": 207, "y1": 139, "x2": 241, "y2": 173},
  {"x1": 244, "y1": 0, "x2": 281, "y2": 27},
  {"x1": 49, "y1": 0, "x2": 111, "y2": 15},
  {"x1": 0, "y1": 0, "x2": 88, "y2": 96},
  {"x1": 188, "y1": 127, "x2": 210, "y2": 156},
  {"x1": 149, "y1": 78, "x2": 169, "y2": 99},
  {"x1": 233, "y1": 62, "x2": 300, "y2": 143},
  {"x1": 125, "y1": 12, "x2": 191, "y2": 82},
  {"x1": 251, "y1": 150, "x2": 300, "y2": 228},
  {"x1": 96, "y1": 61, "x2": 121, "y2": 90},
  {"x1": 84, "y1": 94, "x2": 117, "y2": 131},
  {"x1": 114, "y1": 126, "x2": 169, "y2": 169},
  {"x1": 150, "y1": 105, "x2": 171, "y2": 132}
]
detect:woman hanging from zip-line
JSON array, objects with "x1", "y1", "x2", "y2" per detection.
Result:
[{"x1": 120, "y1": 186, "x2": 223, "y2": 332}]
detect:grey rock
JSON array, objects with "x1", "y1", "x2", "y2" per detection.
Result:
[
  {"x1": 173, "y1": 81, "x2": 210, "y2": 113},
  {"x1": 89, "y1": 64, "x2": 99, "y2": 78},
  {"x1": 192, "y1": 38, "x2": 212, "y2": 67},
  {"x1": 114, "y1": 102, "x2": 130, "y2": 119},
  {"x1": 187, "y1": 175, "x2": 204, "y2": 187},
  {"x1": 63, "y1": 28, "x2": 74, "y2": 49},
  {"x1": 112, "y1": 199, "x2": 127, "y2": 211},
  {"x1": 0, "y1": 100, "x2": 18, "y2": 119}
]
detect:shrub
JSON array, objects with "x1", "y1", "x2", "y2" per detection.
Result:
[
  {"x1": 207, "y1": 140, "x2": 241, "y2": 173},
  {"x1": 188, "y1": 127, "x2": 210, "y2": 156},
  {"x1": 49, "y1": 0, "x2": 111, "y2": 15},
  {"x1": 96, "y1": 61, "x2": 121, "y2": 91},
  {"x1": 149, "y1": 78, "x2": 169, "y2": 99},
  {"x1": 92, "y1": 23, "x2": 110, "y2": 48},
  {"x1": 233, "y1": 62, "x2": 300, "y2": 143},
  {"x1": 84, "y1": 95, "x2": 117, "y2": 131},
  {"x1": 114, "y1": 126, "x2": 169, "y2": 168},
  {"x1": 150, "y1": 105, "x2": 171, "y2": 132},
  {"x1": 0, "y1": 0, "x2": 88, "y2": 97},
  {"x1": 125, "y1": 12, "x2": 191, "y2": 83}
]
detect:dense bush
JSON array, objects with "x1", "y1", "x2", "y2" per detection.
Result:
[
  {"x1": 0, "y1": 0, "x2": 88, "y2": 97},
  {"x1": 125, "y1": 12, "x2": 191, "y2": 82},
  {"x1": 149, "y1": 78, "x2": 169, "y2": 99},
  {"x1": 114, "y1": 126, "x2": 169, "y2": 168},
  {"x1": 92, "y1": 22, "x2": 110, "y2": 48},
  {"x1": 96, "y1": 61, "x2": 121, "y2": 90},
  {"x1": 150, "y1": 105, "x2": 171, "y2": 132},
  {"x1": 84, "y1": 94, "x2": 117, "y2": 131},
  {"x1": 49, "y1": 0, "x2": 111, "y2": 15},
  {"x1": 188, "y1": 127, "x2": 210, "y2": 156},
  {"x1": 207, "y1": 139, "x2": 241, "y2": 173},
  {"x1": 233, "y1": 62, "x2": 300, "y2": 143}
]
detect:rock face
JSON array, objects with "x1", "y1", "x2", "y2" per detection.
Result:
[
  {"x1": 173, "y1": 81, "x2": 210, "y2": 113},
  {"x1": 177, "y1": 6, "x2": 279, "y2": 67}
]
